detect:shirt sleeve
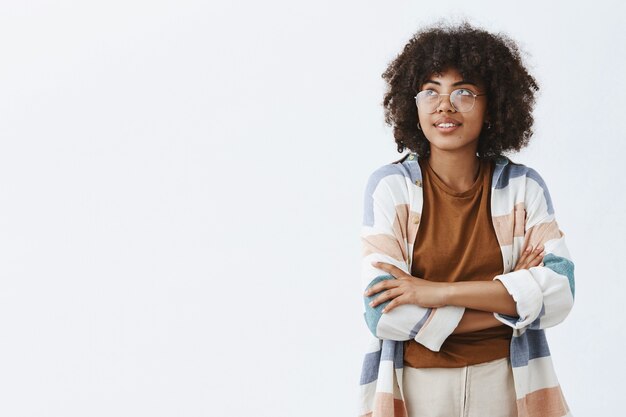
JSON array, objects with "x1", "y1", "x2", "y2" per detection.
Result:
[
  {"x1": 492, "y1": 168, "x2": 575, "y2": 330},
  {"x1": 361, "y1": 166, "x2": 464, "y2": 351}
]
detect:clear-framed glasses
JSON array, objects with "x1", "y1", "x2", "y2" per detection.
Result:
[{"x1": 414, "y1": 88, "x2": 487, "y2": 113}]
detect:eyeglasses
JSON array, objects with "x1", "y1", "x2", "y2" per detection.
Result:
[{"x1": 414, "y1": 88, "x2": 487, "y2": 113}]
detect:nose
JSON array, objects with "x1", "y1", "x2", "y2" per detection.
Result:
[{"x1": 436, "y1": 93, "x2": 455, "y2": 113}]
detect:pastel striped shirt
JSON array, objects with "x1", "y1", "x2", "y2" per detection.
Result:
[{"x1": 358, "y1": 153, "x2": 575, "y2": 417}]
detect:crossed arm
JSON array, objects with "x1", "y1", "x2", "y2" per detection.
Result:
[
  {"x1": 365, "y1": 244, "x2": 546, "y2": 334},
  {"x1": 361, "y1": 168, "x2": 574, "y2": 347}
]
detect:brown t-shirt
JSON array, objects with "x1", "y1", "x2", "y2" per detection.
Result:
[{"x1": 403, "y1": 157, "x2": 513, "y2": 368}]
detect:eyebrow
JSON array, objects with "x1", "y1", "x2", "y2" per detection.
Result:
[{"x1": 423, "y1": 79, "x2": 478, "y2": 87}]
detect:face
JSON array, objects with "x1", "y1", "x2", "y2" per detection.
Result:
[{"x1": 416, "y1": 67, "x2": 489, "y2": 156}]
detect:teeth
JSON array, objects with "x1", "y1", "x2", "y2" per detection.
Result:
[{"x1": 437, "y1": 123, "x2": 458, "y2": 128}]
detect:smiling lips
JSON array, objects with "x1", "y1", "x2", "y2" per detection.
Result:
[{"x1": 434, "y1": 117, "x2": 462, "y2": 132}]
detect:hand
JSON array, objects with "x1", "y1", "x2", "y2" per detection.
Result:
[
  {"x1": 365, "y1": 245, "x2": 545, "y2": 315},
  {"x1": 513, "y1": 244, "x2": 545, "y2": 271},
  {"x1": 363, "y1": 262, "x2": 448, "y2": 313}
]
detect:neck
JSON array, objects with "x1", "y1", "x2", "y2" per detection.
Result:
[{"x1": 426, "y1": 148, "x2": 481, "y2": 192}]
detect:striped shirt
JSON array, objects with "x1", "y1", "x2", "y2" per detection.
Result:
[{"x1": 358, "y1": 153, "x2": 575, "y2": 417}]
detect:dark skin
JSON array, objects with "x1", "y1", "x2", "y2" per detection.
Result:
[
  {"x1": 365, "y1": 68, "x2": 545, "y2": 332},
  {"x1": 364, "y1": 244, "x2": 545, "y2": 333}
]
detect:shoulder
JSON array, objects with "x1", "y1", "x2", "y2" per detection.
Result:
[
  {"x1": 495, "y1": 156, "x2": 555, "y2": 215},
  {"x1": 494, "y1": 156, "x2": 551, "y2": 191},
  {"x1": 364, "y1": 153, "x2": 420, "y2": 192},
  {"x1": 362, "y1": 155, "x2": 419, "y2": 226}
]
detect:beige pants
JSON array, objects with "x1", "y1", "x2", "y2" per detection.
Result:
[{"x1": 402, "y1": 357, "x2": 518, "y2": 417}]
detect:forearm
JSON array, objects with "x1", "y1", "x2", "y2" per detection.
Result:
[
  {"x1": 363, "y1": 275, "x2": 465, "y2": 350},
  {"x1": 451, "y1": 309, "x2": 505, "y2": 334},
  {"x1": 446, "y1": 280, "x2": 518, "y2": 316}
]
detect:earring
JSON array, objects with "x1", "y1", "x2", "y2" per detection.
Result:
[
  {"x1": 485, "y1": 121, "x2": 492, "y2": 130},
  {"x1": 417, "y1": 122, "x2": 422, "y2": 131}
]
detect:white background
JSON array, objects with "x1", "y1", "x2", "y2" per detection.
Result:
[{"x1": 0, "y1": 1, "x2": 624, "y2": 416}]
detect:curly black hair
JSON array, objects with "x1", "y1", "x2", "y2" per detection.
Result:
[{"x1": 382, "y1": 21, "x2": 539, "y2": 158}]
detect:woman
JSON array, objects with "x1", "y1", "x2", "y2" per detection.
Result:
[{"x1": 358, "y1": 23, "x2": 575, "y2": 417}]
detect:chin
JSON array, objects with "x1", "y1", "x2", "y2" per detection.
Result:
[{"x1": 426, "y1": 137, "x2": 479, "y2": 153}]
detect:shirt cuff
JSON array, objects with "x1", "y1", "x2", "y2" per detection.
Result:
[
  {"x1": 414, "y1": 306, "x2": 465, "y2": 351},
  {"x1": 493, "y1": 269, "x2": 543, "y2": 329}
]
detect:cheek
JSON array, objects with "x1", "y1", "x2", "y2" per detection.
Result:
[
  {"x1": 417, "y1": 111, "x2": 433, "y2": 129},
  {"x1": 466, "y1": 121, "x2": 485, "y2": 137},
  {"x1": 468, "y1": 109, "x2": 487, "y2": 127},
  {"x1": 478, "y1": 104, "x2": 489, "y2": 123}
]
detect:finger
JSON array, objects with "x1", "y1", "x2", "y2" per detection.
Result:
[
  {"x1": 523, "y1": 246, "x2": 545, "y2": 266},
  {"x1": 527, "y1": 257, "x2": 542, "y2": 268},
  {"x1": 372, "y1": 261, "x2": 410, "y2": 279},
  {"x1": 527, "y1": 250, "x2": 545, "y2": 268},
  {"x1": 513, "y1": 247, "x2": 530, "y2": 271},
  {"x1": 519, "y1": 245, "x2": 534, "y2": 261},
  {"x1": 370, "y1": 288, "x2": 401, "y2": 308},
  {"x1": 513, "y1": 246, "x2": 533, "y2": 271},
  {"x1": 514, "y1": 245, "x2": 545, "y2": 271},
  {"x1": 364, "y1": 280, "x2": 400, "y2": 297},
  {"x1": 382, "y1": 294, "x2": 409, "y2": 313}
]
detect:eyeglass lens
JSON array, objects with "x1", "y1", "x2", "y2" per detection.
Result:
[{"x1": 416, "y1": 90, "x2": 476, "y2": 113}]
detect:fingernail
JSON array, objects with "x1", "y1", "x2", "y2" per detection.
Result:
[{"x1": 369, "y1": 301, "x2": 374, "y2": 306}]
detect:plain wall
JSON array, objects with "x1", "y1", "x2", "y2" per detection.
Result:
[{"x1": 0, "y1": 1, "x2": 624, "y2": 416}]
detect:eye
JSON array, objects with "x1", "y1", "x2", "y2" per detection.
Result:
[
  {"x1": 419, "y1": 89, "x2": 438, "y2": 97},
  {"x1": 455, "y1": 88, "x2": 474, "y2": 96}
]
